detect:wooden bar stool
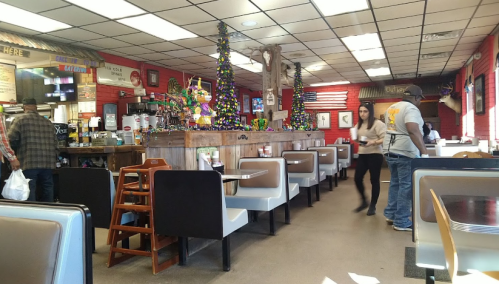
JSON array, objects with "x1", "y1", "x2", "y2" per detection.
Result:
[{"x1": 107, "y1": 158, "x2": 178, "y2": 274}]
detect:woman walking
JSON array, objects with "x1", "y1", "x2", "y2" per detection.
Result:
[{"x1": 353, "y1": 103, "x2": 386, "y2": 215}]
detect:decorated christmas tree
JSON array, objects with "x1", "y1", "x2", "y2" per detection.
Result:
[
  {"x1": 214, "y1": 22, "x2": 240, "y2": 129},
  {"x1": 290, "y1": 62, "x2": 306, "y2": 129}
]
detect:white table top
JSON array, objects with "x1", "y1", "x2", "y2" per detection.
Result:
[
  {"x1": 287, "y1": 158, "x2": 307, "y2": 164},
  {"x1": 221, "y1": 169, "x2": 268, "y2": 180}
]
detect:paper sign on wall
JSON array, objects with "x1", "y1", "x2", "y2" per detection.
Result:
[
  {"x1": 0, "y1": 63, "x2": 16, "y2": 101},
  {"x1": 97, "y1": 63, "x2": 142, "y2": 89}
]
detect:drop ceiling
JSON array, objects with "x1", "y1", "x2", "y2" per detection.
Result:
[{"x1": 0, "y1": 0, "x2": 497, "y2": 91}]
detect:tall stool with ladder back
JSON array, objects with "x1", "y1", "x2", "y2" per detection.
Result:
[{"x1": 107, "y1": 158, "x2": 178, "y2": 274}]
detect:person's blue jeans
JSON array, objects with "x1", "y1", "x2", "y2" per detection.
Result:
[
  {"x1": 23, "y1": 169, "x2": 54, "y2": 202},
  {"x1": 384, "y1": 156, "x2": 413, "y2": 228}
]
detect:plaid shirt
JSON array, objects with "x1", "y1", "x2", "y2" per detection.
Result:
[
  {"x1": 0, "y1": 114, "x2": 16, "y2": 163},
  {"x1": 8, "y1": 111, "x2": 58, "y2": 170}
]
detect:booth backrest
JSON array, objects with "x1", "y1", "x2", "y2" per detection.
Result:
[
  {"x1": 327, "y1": 144, "x2": 350, "y2": 160},
  {"x1": 308, "y1": 147, "x2": 336, "y2": 165},
  {"x1": 283, "y1": 152, "x2": 314, "y2": 173},
  {"x1": 239, "y1": 160, "x2": 280, "y2": 188},
  {"x1": 0, "y1": 201, "x2": 92, "y2": 284}
]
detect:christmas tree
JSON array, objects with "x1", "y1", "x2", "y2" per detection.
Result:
[
  {"x1": 290, "y1": 62, "x2": 306, "y2": 129},
  {"x1": 214, "y1": 22, "x2": 240, "y2": 129}
]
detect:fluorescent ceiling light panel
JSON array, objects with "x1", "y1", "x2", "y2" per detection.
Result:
[
  {"x1": 312, "y1": 0, "x2": 368, "y2": 16},
  {"x1": 238, "y1": 63, "x2": 263, "y2": 73},
  {"x1": 66, "y1": 0, "x2": 145, "y2": 19},
  {"x1": 210, "y1": 52, "x2": 262, "y2": 73},
  {"x1": 118, "y1": 14, "x2": 197, "y2": 41},
  {"x1": 365, "y1": 67, "x2": 391, "y2": 77},
  {"x1": 342, "y1": 33, "x2": 381, "y2": 51},
  {"x1": 0, "y1": 3, "x2": 71, "y2": 32},
  {"x1": 317, "y1": 91, "x2": 349, "y2": 95},
  {"x1": 311, "y1": 81, "x2": 350, "y2": 87},
  {"x1": 352, "y1": 48, "x2": 386, "y2": 62}
]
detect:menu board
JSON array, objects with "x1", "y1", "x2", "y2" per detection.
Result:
[
  {"x1": 0, "y1": 63, "x2": 16, "y2": 101},
  {"x1": 97, "y1": 63, "x2": 142, "y2": 89}
]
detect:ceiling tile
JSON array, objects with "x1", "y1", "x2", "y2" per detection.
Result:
[
  {"x1": 41, "y1": 6, "x2": 106, "y2": 26},
  {"x1": 370, "y1": 0, "x2": 421, "y2": 9},
  {"x1": 333, "y1": 23, "x2": 378, "y2": 37},
  {"x1": 382, "y1": 35, "x2": 421, "y2": 47},
  {"x1": 324, "y1": 57, "x2": 357, "y2": 64},
  {"x1": 421, "y1": 38, "x2": 459, "y2": 48},
  {"x1": 450, "y1": 49, "x2": 473, "y2": 57},
  {"x1": 114, "y1": 33, "x2": 163, "y2": 44},
  {"x1": 48, "y1": 28, "x2": 104, "y2": 41},
  {"x1": 230, "y1": 40, "x2": 262, "y2": 51},
  {"x1": 389, "y1": 55, "x2": 419, "y2": 62},
  {"x1": 304, "y1": 39, "x2": 343, "y2": 49},
  {"x1": 123, "y1": 55, "x2": 147, "y2": 61},
  {"x1": 389, "y1": 49, "x2": 420, "y2": 58},
  {"x1": 385, "y1": 42, "x2": 420, "y2": 53},
  {"x1": 360, "y1": 59, "x2": 389, "y2": 68},
  {"x1": 198, "y1": 0, "x2": 260, "y2": 18},
  {"x1": 242, "y1": 26, "x2": 289, "y2": 39},
  {"x1": 158, "y1": 58, "x2": 191, "y2": 66},
  {"x1": 449, "y1": 54, "x2": 472, "y2": 61},
  {"x1": 170, "y1": 37, "x2": 214, "y2": 48},
  {"x1": 377, "y1": 15, "x2": 423, "y2": 32},
  {"x1": 258, "y1": 35, "x2": 298, "y2": 45},
  {"x1": 182, "y1": 21, "x2": 235, "y2": 36},
  {"x1": 0, "y1": 22, "x2": 40, "y2": 35},
  {"x1": 374, "y1": 2, "x2": 425, "y2": 21},
  {"x1": 280, "y1": 43, "x2": 308, "y2": 53},
  {"x1": 0, "y1": 0, "x2": 68, "y2": 13},
  {"x1": 454, "y1": 42, "x2": 480, "y2": 51},
  {"x1": 290, "y1": 56, "x2": 323, "y2": 63},
  {"x1": 192, "y1": 45, "x2": 219, "y2": 55},
  {"x1": 101, "y1": 50, "x2": 127, "y2": 56},
  {"x1": 156, "y1": 6, "x2": 215, "y2": 25},
  {"x1": 80, "y1": 21, "x2": 138, "y2": 37},
  {"x1": 282, "y1": 49, "x2": 316, "y2": 59},
  {"x1": 138, "y1": 53, "x2": 173, "y2": 60},
  {"x1": 221, "y1": 13, "x2": 276, "y2": 31},
  {"x1": 314, "y1": 46, "x2": 349, "y2": 55},
  {"x1": 198, "y1": 61, "x2": 218, "y2": 68},
  {"x1": 325, "y1": 11, "x2": 374, "y2": 28},
  {"x1": 35, "y1": 34, "x2": 73, "y2": 44},
  {"x1": 426, "y1": 0, "x2": 480, "y2": 13},
  {"x1": 140, "y1": 42, "x2": 182, "y2": 52},
  {"x1": 381, "y1": 27, "x2": 421, "y2": 40},
  {"x1": 184, "y1": 55, "x2": 215, "y2": 63},
  {"x1": 111, "y1": 46, "x2": 153, "y2": 55},
  {"x1": 423, "y1": 20, "x2": 469, "y2": 34},
  {"x1": 266, "y1": 4, "x2": 321, "y2": 24},
  {"x1": 468, "y1": 15, "x2": 499, "y2": 28},
  {"x1": 390, "y1": 60, "x2": 418, "y2": 67},
  {"x1": 475, "y1": 3, "x2": 499, "y2": 17},
  {"x1": 462, "y1": 25, "x2": 496, "y2": 37},
  {"x1": 392, "y1": 66, "x2": 417, "y2": 72},
  {"x1": 458, "y1": 35, "x2": 486, "y2": 44},
  {"x1": 328, "y1": 62, "x2": 358, "y2": 69},
  {"x1": 174, "y1": 64, "x2": 203, "y2": 70},
  {"x1": 251, "y1": 0, "x2": 309, "y2": 10},
  {"x1": 164, "y1": 49, "x2": 202, "y2": 58},
  {"x1": 70, "y1": 42, "x2": 101, "y2": 49},
  {"x1": 85, "y1": 38, "x2": 131, "y2": 49},
  {"x1": 126, "y1": 0, "x2": 190, "y2": 12},
  {"x1": 294, "y1": 30, "x2": 337, "y2": 42},
  {"x1": 281, "y1": 18, "x2": 329, "y2": 34},
  {"x1": 339, "y1": 70, "x2": 366, "y2": 76},
  {"x1": 320, "y1": 52, "x2": 353, "y2": 60},
  {"x1": 370, "y1": 75, "x2": 393, "y2": 81},
  {"x1": 425, "y1": 7, "x2": 475, "y2": 25}
]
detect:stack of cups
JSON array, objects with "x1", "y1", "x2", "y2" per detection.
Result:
[
  {"x1": 314, "y1": 140, "x2": 321, "y2": 146},
  {"x1": 264, "y1": 146, "x2": 272, "y2": 157},
  {"x1": 350, "y1": 127, "x2": 357, "y2": 141},
  {"x1": 212, "y1": 151, "x2": 220, "y2": 163},
  {"x1": 258, "y1": 148, "x2": 264, "y2": 157}
]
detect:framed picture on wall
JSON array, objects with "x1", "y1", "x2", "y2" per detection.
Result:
[
  {"x1": 338, "y1": 111, "x2": 353, "y2": 129},
  {"x1": 316, "y1": 112, "x2": 331, "y2": 129},
  {"x1": 474, "y1": 74, "x2": 485, "y2": 115},
  {"x1": 240, "y1": 115, "x2": 247, "y2": 125},
  {"x1": 147, "y1": 69, "x2": 159, "y2": 87},
  {"x1": 242, "y1": 94, "x2": 250, "y2": 113},
  {"x1": 190, "y1": 78, "x2": 212, "y2": 96}
]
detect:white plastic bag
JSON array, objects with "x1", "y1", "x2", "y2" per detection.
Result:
[{"x1": 2, "y1": 170, "x2": 31, "y2": 201}]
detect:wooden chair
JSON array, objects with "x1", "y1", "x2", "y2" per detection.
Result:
[{"x1": 430, "y1": 189, "x2": 499, "y2": 283}]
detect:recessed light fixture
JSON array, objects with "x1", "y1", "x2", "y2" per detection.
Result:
[
  {"x1": 0, "y1": 3, "x2": 71, "y2": 32},
  {"x1": 312, "y1": 0, "x2": 368, "y2": 16},
  {"x1": 352, "y1": 48, "x2": 386, "y2": 62},
  {"x1": 241, "y1": 21, "x2": 257, "y2": 27},
  {"x1": 66, "y1": 0, "x2": 145, "y2": 19},
  {"x1": 288, "y1": 52, "x2": 307, "y2": 58},
  {"x1": 310, "y1": 81, "x2": 351, "y2": 86},
  {"x1": 365, "y1": 67, "x2": 391, "y2": 77},
  {"x1": 342, "y1": 33, "x2": 381, "y2": 51},
  {"x1": 420, "y1": 52, "x2": 451, "y2": 59},
  {"x1": 423, "y1": 30, "x2": 462, "y2": 42},
  {"x1": 118, "y1": 14, "x2": 197, "y2": 41}
]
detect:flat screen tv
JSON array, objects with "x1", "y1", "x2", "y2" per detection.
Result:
[
  {"x1": 15, "y1": 67, "x2": 77, "y2": 103},
  {"x1": 252, "y1": 97, "x2": 264, "y2": 114}
]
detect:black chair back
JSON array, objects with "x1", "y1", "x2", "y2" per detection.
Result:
[
  {"x1": 154, "y1": 170, "x2": 223, "y2": 240},
  {"x1": 59, "y1": 168, "x2": 112, "y2": 229}
]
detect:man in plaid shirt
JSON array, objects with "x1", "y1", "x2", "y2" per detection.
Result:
[{"x1": 8, "y1": 98, "x2": 58, "y2": 202}]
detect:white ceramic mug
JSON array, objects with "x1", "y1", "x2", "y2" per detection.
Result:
[{"x1": 293, "y1": 142, "x2": 301, "y2": 150}]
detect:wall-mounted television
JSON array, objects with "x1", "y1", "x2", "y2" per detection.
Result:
[
  {"x1": 252, "y1": 97, "x2": 264, "y2": 114},
  {"x1": 15, "y1": 67, "x2": 77, "y2": 103}
]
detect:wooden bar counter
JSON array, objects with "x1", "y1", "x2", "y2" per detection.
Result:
[
  {"x1": 59, "y1": 145, "x2": 144, "y2": 172},
  {"x1": 145, "y1": 131, "x2": 325, "y2": 194}
]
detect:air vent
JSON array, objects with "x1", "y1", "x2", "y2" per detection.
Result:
[
  {"x1": 420, "y1": 52, "x2": 451, "y2": 59},
  {"x1": 422, "y1": 30, "x2": 462, "y2": 42},
  {"x1": 206, "y1": 32, "x2": 251, "y2": 43},
  {"x1": 394, "y1": 73, "x2": 416, "y2": 79}
]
